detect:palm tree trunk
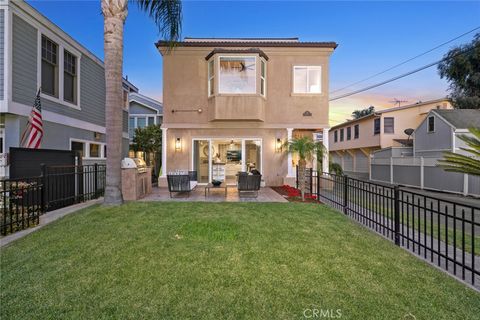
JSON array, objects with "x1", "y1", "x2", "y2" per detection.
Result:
[
  {"x1": 298, "y1": 159, "x2": 307, "y2": 201},
  {"x1": 102, "y1": 0, "x2": 127, "y2": 205}
]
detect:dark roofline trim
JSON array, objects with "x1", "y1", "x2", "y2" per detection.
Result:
[
  {"x1": 205, "y1": 48, "x2": 269, "y2": 61},
  {"x1": 330, "y1": 113, "x2": 379, "y2": 130},
  {"x1": 156, "y1": 40, "x2": 338, "y2": 49},
  {"x1": 185, "y1": 37, "x2": 299, "y2": 41}
]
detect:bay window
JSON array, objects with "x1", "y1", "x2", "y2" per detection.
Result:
[
  {"x1": 219, "y1": 56, "x2": 256, "y2": 94},
  {"x1": 208, "y1": 59, "x2": 214, "y2": 96},
  {"x1": 260, "y1": 59, "x2": 266, "y2": 96},
  {"x1": 293, "y1": 66, "x2": 321, "y2": 94}
]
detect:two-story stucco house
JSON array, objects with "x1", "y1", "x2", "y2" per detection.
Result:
[
  {"x1": 329, "y1": 98, "x2": 452, "y2": 178},
  {"x1": 0, "y1": 0, "x2": 134, "y2": 177},
  {"x1": 155, "y1": 37, "x2": 337, "y2": 186}
]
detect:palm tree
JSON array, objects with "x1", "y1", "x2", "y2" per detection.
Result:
[
  {"x1": 438, "y1": 127, "x2": 480, "y2": 176},
  {"x1": 101, "y1": 0, "x2": 182, "y2": 204},
  {"x1": 285, "y1": 136, "x2": 322, "y2": 201}
]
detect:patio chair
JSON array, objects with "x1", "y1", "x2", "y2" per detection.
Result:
[
  {"x1": 237, "y1": 172, "x2": 262, "y2": 198},
  {"x1": 167, "y1": 171, "x2": 198, "y2": 197}
]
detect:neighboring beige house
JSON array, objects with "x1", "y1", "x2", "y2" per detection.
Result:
[
  {"x1": 329, "y1": 98, "x2": 452, "y2": 178},
  {"x1": 156, "y1": 37, "x2": 337, "y2": 186}
]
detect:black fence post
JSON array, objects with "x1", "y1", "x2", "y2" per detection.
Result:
[
  {"x1": 343, "y1": 175, "x2": 348, "y2": 215},
  {"x1": 394, "y1": 185, "x2": 400, "y2": 246},
  {"x1": 94, "y1": 163, "x2": 98, "y2": 198},
  {"x1": 309, "y1": 168, "x2": 313, "y2": 196},
  {"x1": 40, "y1": 163, "x2": 46, "y2": 214}
]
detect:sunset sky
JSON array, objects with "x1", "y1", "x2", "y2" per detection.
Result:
[{"x1": 29, "y1": 0, "x2": 480, "y2": 125}]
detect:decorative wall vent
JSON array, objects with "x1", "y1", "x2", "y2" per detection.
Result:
[{"x1": 303, "y1": 111, "x2": 312, "y2": 117}]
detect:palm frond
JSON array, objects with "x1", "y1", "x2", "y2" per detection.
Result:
[
  {"x1": 438, "y1": 127, "x2": 480, "y2": 176},
  {"x1": 135, "y1": 0, "x2": 182, "y2": 46},
  {"x1": 284, "y1": 136, "x2": 322, "y2": 161}
]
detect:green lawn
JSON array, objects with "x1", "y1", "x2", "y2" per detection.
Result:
[{"x1": 1, "y1": 202, "x2": 479, "y2": 319}]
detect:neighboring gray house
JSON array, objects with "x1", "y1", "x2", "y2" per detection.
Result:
[
  {"x1": 128, "y1": 92, "x2": 163, "y2": 141},
  {"x1": 371, "y1": 109, "x2": 480, "y2": 196},
  {"x1": 0, "y1": 0, "x2": 136, "y2": 177}
]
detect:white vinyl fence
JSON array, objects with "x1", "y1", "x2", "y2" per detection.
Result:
[{"x1": 371, "y1": 156, "x2": 480, "y2": 197}]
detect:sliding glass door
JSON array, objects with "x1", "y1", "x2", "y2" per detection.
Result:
[
  {"x1": 192, "y1": 138, "x2": 262, "y2": 185},
  {"x1": 193, "y1": 140, "x2": 210, "y2": 183}
]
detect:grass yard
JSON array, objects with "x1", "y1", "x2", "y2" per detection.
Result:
[{"x1": 1, "y1": 202, "x2": 479, "y2": 319}]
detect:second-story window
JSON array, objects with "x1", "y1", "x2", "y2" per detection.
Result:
[
  {"x1": 427, "y1": 116, "x2": 435, "y2": 132},
  {"x1": 64, "y1": 50, "x2": 77, "y2": 104},
  {"x1": 260, "y1": 59, "x2": 266, "y2": 96},
  {"x1": 347, "y1": 127, "x2": 351, "y2": 140},
  {"x1": 334, "y1": 130, "x2": 338, "y2": 142},
  {"x1": 41, "y1": 35, "x2": 58, "y2": 97},
  {"x1": 293, "y1": 66, "x2": 321, "y2": 94},
  {"x1": 354, "y1": 124, "x2": 359, "y2": 139},
  {"x1": 219, "y1": 56, "x2": 256, "y2": 94},
  {"x1": 340, "y1": 128, "x2": 344, "y2": 141},
  {"x1": 208, "y1": 59, "x2": 214, "y2": 96},
  {"x1": 374, "y1": 118, "x2": 381, "y2": 135},
  {"x1": 384, "y1": 117, "x2": 394, "y2": 134}
]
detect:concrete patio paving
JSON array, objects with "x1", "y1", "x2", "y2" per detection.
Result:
[{"x1": 142, "y1": 187, "x2": 288, "y2": 202}]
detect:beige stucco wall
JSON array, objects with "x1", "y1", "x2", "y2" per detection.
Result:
[
  {"x1": 378, "y1": 101, "x2": 451, "y2": 148},
  {"x1": 329, "y1": 116, "x2": 381, "y2": 151},
  {"x1": 160, "y1": 46, "x2": 333, "y2": 129},
  {"x1": 329, "y1": 99, "x2": 452, "y2": 151},
  {"x1": 159, "y1": 44, "x2": 334, "y2": 185}
]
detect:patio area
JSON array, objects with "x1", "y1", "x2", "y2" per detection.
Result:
[{"x1": 142, "y1": 187, "x2": 288, "y2": 202}]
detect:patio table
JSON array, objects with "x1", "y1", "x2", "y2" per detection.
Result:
[{"x1": 205, "y1": 183, "x2": 228, "y2": 197}]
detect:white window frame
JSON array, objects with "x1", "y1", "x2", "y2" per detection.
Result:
[
  {"x1": 218, "y1": 55, "x2": 257, "y2": 95},
  {"x1": 128, "y1": 114, "x2": 159, "y2": 139},
  {"x1": 208, "y1": 59, "x2": 214, "y2": 97},
  {"x1": 37, "y1": 29, "x2": 82, "y2": 110},
  {"x1": 70, "y1": 138, "x2": 106, "y2": 160},
  {"x1": 191, "y1": 137, "x2": 263, "y2": 185},
  {"x1": 292, "y1": 66, "x2": 322, "y2": 94},
  {"x1": 427, "y1": 116, "x2": 435, "y2": 133},
  {"x1": 260, "y1": 58, "x2": 266, "y2": 97},
  {"x1": 384, "y1": 117, "x2": 395, "y2": 134}
]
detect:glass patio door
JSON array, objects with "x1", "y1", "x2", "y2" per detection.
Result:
[{"x1": 193, "y1": 140, "x2": 210, "y2": 183}]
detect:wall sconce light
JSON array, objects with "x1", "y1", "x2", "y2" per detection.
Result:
[
  {"x1": 275, "y1": 138, "x2": 283, "y2": 153},
  {"x1": 175, "y1": 137, "x2": 182, "y2": 151}
]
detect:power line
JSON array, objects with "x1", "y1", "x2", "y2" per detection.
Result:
[
  {"x1": 329, "y1": 46, "x2": 475, "y2": 101},
  {"x1": 330, "y1": 26, "x2": 480, "y2": 95}
]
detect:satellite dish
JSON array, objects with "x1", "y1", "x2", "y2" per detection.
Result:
[{"x1": 404, "y1": 128, "x2": 414, "y2": 142}]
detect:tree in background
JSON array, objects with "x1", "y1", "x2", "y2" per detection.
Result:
[
  {"x1": 438, "y1": 33, "x2": 480, "y2": 109},
  {"x1": 352, "y1": 106, "x2": 375, "y2": 119},
  {"x1": 102, "y1": 0, "x2": 182, "y2": 205},
  {"x1": 438, "y1": 127, "x2": 480, "y2": 176},
  {"x1": 132, "y1": 125, "x2": 162, "y2": 179}
]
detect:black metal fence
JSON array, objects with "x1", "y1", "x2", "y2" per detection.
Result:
[
  {"x1": 298, "y1": 168, "x2": 480, "y2": 288},
  {"x1": 1, "y1": 164, "x2": 105, "y2": 235}
]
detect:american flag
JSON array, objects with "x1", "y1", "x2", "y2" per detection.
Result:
[{"x1": 20, "y1": 89, "x2": 43, "y2": 149}]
